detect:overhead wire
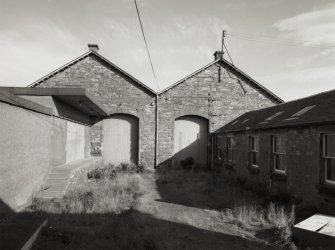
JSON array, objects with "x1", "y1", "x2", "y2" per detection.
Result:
[
  {"x1": 133, "y1": 0, "x2": 160, "y2": 92},
  {"x1": 227, "y1": 30, "x2": 335, "y2": 49},
  {"x1": 221, "y1": 30, "x2": 247, "y2": 94}
]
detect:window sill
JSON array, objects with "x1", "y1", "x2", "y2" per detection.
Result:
[
  {"x1": 270, "y1": 171, "x2": 287, "y2": 182},
  {"x1": 317, "y1": 183, "x2": 335, "y2": 195},
  {"x1": 247, "y1": 165, "x2": 260, "y2": 175}
]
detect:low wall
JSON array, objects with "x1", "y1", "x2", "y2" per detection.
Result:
[{"x1": 0, "y1": 101, "x2": 90, "y2": 211}]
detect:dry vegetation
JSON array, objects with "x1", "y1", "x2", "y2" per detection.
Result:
[{"x1": 28, "y1": 164, "x2": 305, "y2": 250}]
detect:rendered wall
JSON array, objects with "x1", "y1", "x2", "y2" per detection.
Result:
[
  {"x1": 0, "y1": 101, "x2": 90, "y2": 211},
  {"x1": 158, "y1": 62, "x2": 278, "y2": 167},
  {"x1": 0, "y1": 102, "x2": 51, "y2": 210},
  {"x1": 215, "y1": 125, "x2": 335, "y2": 211}
]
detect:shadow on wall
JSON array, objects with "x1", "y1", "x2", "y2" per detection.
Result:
[{"x1": 158, "y1": 138, "x2": 209, "y2": 170}]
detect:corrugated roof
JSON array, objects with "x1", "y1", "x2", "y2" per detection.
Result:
[{"x1": 215, "y1": 89, "x2": 335, "y2": 133}]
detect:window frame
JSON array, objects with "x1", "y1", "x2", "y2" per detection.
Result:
[
  {"x1": 216, "y1": 136, "x2": 223, "y2": 160},
  {"x1": 271, "y1": 135, "x2": 287, "y2": 174},
  {"x1": 249, "y1": 136, "x2": 259, "y2": 168},
  {"x1": 226, "y1": 137, "x2": 233, "y2": 163},
  {"x1": 323, "y1": 133, "x2": 335, "y2": 185}
]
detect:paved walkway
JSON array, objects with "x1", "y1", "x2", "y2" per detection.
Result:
[{"x1": 40, "y1": 157, "x2": 102, "y2": 199}]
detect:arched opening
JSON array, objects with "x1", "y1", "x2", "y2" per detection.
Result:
[
  {"x1": 173, "y1": 115, "x2": 209, "y2": 167},
  {"x1": 102, "y1": 114, "x2": 139, "y2": 165}
]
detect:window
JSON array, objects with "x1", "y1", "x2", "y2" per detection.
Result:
[
  {"x1": 323, "y1": 134, "x2": 335, "y2": 184},
  {"x1": 227, "y1": 137, "x2": 233, "y2": 162},
  {"x1": 271, "y1": 135, "x2": 286, "y2": 173},
  {"x1": 249, "y1": 136, "x2": 259, "y2": 167},
  {"x1": 216, "y1": 136, "x2": 223, "y2": 160},
  {"x1": 291, "y1": 105, "x2": 316, "y2": 117},
  {"x1": 265, "y1": 111, "x2": 285, "y2": 121}
]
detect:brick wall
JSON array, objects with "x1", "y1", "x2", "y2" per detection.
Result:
[
  {"x1": 215, "y1": 125, "x2": 335, "y2": 210},
  {"x1": 158, "y1": 62, "x2": 277, "y2": 167},
  {"x1": 36, "y1": 54, "x2": 157, "y2": 168}
]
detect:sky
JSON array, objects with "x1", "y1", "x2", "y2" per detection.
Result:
[{"x1": 0, "y1": 0, "x2": 334, "y2": 101}]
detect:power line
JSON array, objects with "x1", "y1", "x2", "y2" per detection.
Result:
[
  {"x1": 133, "y1": 0, "x2": 160, "y2": 92},
  {"x1": 227, "y1": 31, "x2": 335, "y2": 49},
  {"x1": 221, "y1": 30, "x2": 247, "y2": 94}
]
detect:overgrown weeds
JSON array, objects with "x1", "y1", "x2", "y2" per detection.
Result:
[
  {"x1": 31, "y1": 163, "x2": 146, "y2": 214},
  {"x1": 87, "y1": 162, "x2": 144, "y2": 180},
  {"x1": 221, "y1": 201, "x2": 295, "y2": 246}
]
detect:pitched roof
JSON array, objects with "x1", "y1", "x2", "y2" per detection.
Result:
[
  {"x1": 27, "y1": 50, "x2": 157, "y2": 95},
  {"x1": 215, "y1": 89, "x2": 335, "y2": 133},
  {"x1": 159, "y1": 58, "x2": 283, "y2": 104}
]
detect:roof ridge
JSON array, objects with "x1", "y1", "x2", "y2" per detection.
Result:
[
  {"x1": 27, "y1": 50, "x2": 157, "y2": 95},
  {"x1": 243, "y1": 88, "x2": 335, "y2": 115},
  {"x1": 158, "y1": 59, "x2": 220, "y2": 94},
  {"x1": 158, "y1": 58, "x2": 283, "y2": 104}
]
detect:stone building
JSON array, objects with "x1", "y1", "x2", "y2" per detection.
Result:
[
  {"x1": 213, "y1": 90, "x2": 335, "y2": 211},
  {"x1": 28, "y1": 45, "x2": 282, "y2": 169}
]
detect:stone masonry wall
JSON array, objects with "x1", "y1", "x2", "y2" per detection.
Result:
[
  {"x1": 36, "y1": 54, "x2": 157, "y2": 168},
  {"x1": 158, "y1": 62, "x2": 278, "y2": 167},
  {"x1": 214, "y1": 125, "x2": 335, "y2": 211}
]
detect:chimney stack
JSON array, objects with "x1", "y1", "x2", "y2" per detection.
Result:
[
  {"x1": 213, "y1": 51, "x2": 224, "y2": 60},
  {"x1": 88, "y1": 44, "x2": 99, "y2": 52}
]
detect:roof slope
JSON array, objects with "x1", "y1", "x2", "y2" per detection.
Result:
[
  {"x1": 27, "y1": 50, "x2": 157, "y2": 95},
  {"x1": 159, "y1": 58, "x2": 283, "y2": 104},
  {"x1": 216, "y1": 89, "x2": 335, "y2": 133}
]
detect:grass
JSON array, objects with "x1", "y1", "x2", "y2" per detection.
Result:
[
  {"x1": 29, "y1": 163, "x2": 154, "y2": 250},
  {"x1": 222, "y1": 203, "x2": 295, "y2": 246},
  {"x1": 29, "y1": 165, "x2": 303, "y2": 249},
  {"x1": 31, "y1": 163, "x2": 145, "y2": 214},
  {"x1": 155, "y1": 167, "x2": 299, "y2": 248}
]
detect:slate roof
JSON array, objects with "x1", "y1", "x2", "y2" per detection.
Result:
[
  {"x1": 215, "y1": 89, "x2": 335, "y2": 133},
  {"x1": 159, "y1": 58, "x2": 283, "y2": 104},
  {"x1": 27, "y1": 50, "x2": 157, "y2": 95}
]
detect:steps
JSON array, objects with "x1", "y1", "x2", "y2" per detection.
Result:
[{"x1": 40, "y1": 157, "x2": 102, "y2": 199}]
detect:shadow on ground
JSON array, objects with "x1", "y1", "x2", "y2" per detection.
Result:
[
  {"x1": 154, "y1": 165, "x2": 261, "y2": 211},
  {"x1": 31, "y1": 210, "x2": 276, "y2": 250}
]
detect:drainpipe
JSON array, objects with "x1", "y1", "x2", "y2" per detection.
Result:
[
  {"x1": 154, "y1": 94, "x2": 159, "y2": 168},
  {"x1": 211, "y1": 134, "x2": 214, "y2": 169}
]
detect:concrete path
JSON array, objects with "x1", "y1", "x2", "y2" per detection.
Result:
[{"x1": 40, "y1": 157, "x2": 102, "y2": 199}]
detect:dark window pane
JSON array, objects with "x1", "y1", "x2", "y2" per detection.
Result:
[
  {"x1": 274, "y1": 154, "x2": 286, "y2": 171},
  {"x1": 252, "y1": 152, "x2": 258, "y2": 166},
  {"x1": 326, "y1": 158, "x2": 335, "y2": 181},
  {"x1": 325, "y1": 134, "x2": 335, "y2": 157},
  {"x1": 228, "y1": 150, "x2": 232, "y2": 161},
  {"x1": 274, "y1": 136, "x2": 286, "y2": 154},
  {"x1": 254, "y1": 137, "x2": 259, "y2": 151}
]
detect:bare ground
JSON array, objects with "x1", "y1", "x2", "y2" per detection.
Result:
[{"x1": 32, "y1": 168, "x2": 289, "y2": 249}]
